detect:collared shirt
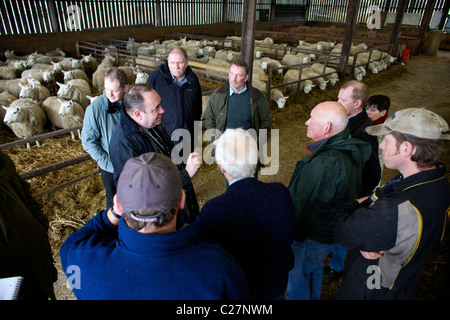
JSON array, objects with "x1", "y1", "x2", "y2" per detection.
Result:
[
  {"x1": 171, "y1": 73, "x2": 187, "y2": 86},
  {"x1": 229, "y1": 84, "x2": 248, "y2": 96}
]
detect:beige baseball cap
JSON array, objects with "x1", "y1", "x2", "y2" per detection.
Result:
[{"x1": 366, "y1": 107, "x2": 450, "y2": 140}]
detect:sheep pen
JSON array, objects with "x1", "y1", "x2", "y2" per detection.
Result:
[{"x1": 0, "y1": 53, "x2": 449, "y2": 300}]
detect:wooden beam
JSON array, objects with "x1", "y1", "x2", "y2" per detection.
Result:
[
  {"x1": 418, "y1": 0, "x2": 437, "y2": 53},
  {"x1": 438, "y1": 0, "x2": 450, "y2": 30},
  {"x1": 241, "y1": 0, "x2": 257, "y2": 84},
  {"x1": 338, "y1": 0, "x2": 360, "y2": 78},
  {"x1": 389, "y1": 0, "x2": 409, "y2": 47}
]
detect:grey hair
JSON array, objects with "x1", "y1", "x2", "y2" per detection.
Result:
[{"x1": 215, "y1": 128, "x2": 258, "y2": 179}]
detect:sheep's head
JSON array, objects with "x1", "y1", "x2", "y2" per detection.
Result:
[
  {"x1": 3, "y1": 106, "x2": 23, "y2": 124},
  {"x1": 18, "y1": 83, "x2": 36, "y2": 99},
  {"x1": 57, "y1": 82, "x2": 71, "y2": 97},
  {"x1": 58, "y1": 99, "x2": 73, "y2": 116},
  {"x1": 63, "y1": 70, "x2": 73, "y2": 82}
]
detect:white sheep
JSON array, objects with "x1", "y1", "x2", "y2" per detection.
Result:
[
  {"x1": 58, "y1": 79, "x2": 91, "y2": 96},
  {"x1": 283, "y1": 69, "x2": 315, "y2": 94},
  {"x1": 0, "y1": 78, "x2": 27, "y2": 97},
  {"x1": 81, "y1": 54, "x2": 98, "y2": 77},
  {"x1": 302, "y1": 68, "x2": 328, "y2": 90},
  {"x1": 2, "y1": 98, "x2": 47, "y2": 148},
  {"x1": 56, "y1": 82, "x2": 90, "y2": 109},
  {"x1": 118, "y1": 66, "x2": 137, "y2": 84},
  {"x1": 260, "y1": 57, "x2": 283, "y2": 75},
  {"x1": 18, "y1": 82, "x2": 50, "y2": 104},
  {"x1": 134, "y1": 70, "x2": 149, "y2": 84},
  {"x1": 0, "y1": 65, "x2": 19, "y2": 80},
  {"x1": 310, "y1": 63, "x2": 339, "y2": 86},
  {"x1": 215, "y1": 49, "x2": 229, "y2": 61},
  {"x1": 226, "y1": 51, "x2": 240, "y2": 63},
  {"x1": 252, "y1": 79, "x2": 288, "y2": 109},
  {"x1": 281, "y1": 53, "x2": 307, "y2": 68},
  {"x1": 45, "y1": 48, "x2": 66, "y2": 57},
  {"x1": 42, "y1": 97, "x2": 84, "y2": 140},
  {"x1": 86, "y1": 95, "x2": 100, "y2": 104},
  {"x1": 0, "y1": 91, "x2": 17, "y2": 122},
  {"x1": 63, "y1": 69, "x2": 89, "y2": 83},
  {"x1": 134, "y1": 54, "x2": 163, "y2": 73}
]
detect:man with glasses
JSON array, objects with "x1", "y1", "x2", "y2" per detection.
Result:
[{"x1": 146, "y1": 46, "x2": 202, "y2": 154}]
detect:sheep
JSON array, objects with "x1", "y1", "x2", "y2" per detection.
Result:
[
  {"x1": 297, "y1": 41, "x2": 322, "y2": 51},
  {"x1": 226, "y1": 51, "x2": 241, "y2": 63},
  {"x1": 283, "y1": 69, "x2": 315, "y2": 94},
  {"x1": 81, "y1": 54, "x2": 98, "y2": 78},
  {"x1": 301, "y1": 68, "x2": 329, "y2": 91},
  {"x1": 0, "y1": 78, "x2": 27, "y2": 97},
  {"x1": 62, "y1": 69, "x2": 90, "y2": 83},
  {"x1": 56, "y1": 82, "x2": 90, "y2": 109},
  {"x1": 118, "y1": 66, "x2": 137, "y2": 84},
  {"x1": 215, "y1": 49, "x2": 229, "y2": 61},
  {"x1": 0, "y1": 91, "x2": 17, "y2": 107},
  {"x1": 45, "y1": 48, "x2": 66, "y2": 57},
  {"x1": 86, "y1": 95, "x2": 100, "y2": 104},
  {"x1": 18, "y1": 82, "x2": 51, "y2": 104},
  {"x1": 205, "y1": 58, "x2": 230, "y2": 80},
  {"x1": 134, "y1": 54, "x2": 163, "y2": 73},
  {"x1": 42, "y1": 70, "x2": 58, "y2": 95},
  {"x1": 260, "y1": 57, "x2": 283, "y2": 75},
  {"x1": 134, "y1": 69, "x2": 149, "y2": 84},
  {"x1": 310, "y1": 63, "x2": 339, "y2": 86},
  {"x1": 252, "y1": 79, "x2": 288, "y2": 109},
  {"x1": 2, "y1": 98, "x2": 47, "y2": 148},
  {"x1": 42, "y1": 97, "x2": 84, "y2": 140},
  {"x1": 316, "y1": 41, "x2": 335, "y2": 52},
  {"x1": 281, "y1": 53, "x2": 307, "y2": 68},
  {"x1": 58, "y1": 79, "x2": 91, "y2": 96},
  {"x1": 0, "y1": 65, "x2": 20, "y2": 80},
  {"x1": 31, "y1": 63, "x2": 54, "y2": 71},
  {"x1": 0, "y1": 91, "x2": 17, "y2": 122}
]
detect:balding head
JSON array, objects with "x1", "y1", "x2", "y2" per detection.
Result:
[{"x1": 305, "y1": 101, "x2": 348, "y2": 142}]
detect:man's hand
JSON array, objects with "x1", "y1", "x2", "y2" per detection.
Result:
[
  {"x1": 360, "y1": 250, "x2": 386, "y2": 260},
  {"x1": 185, "y1": 152, "x2": 201, "y2": 178}
]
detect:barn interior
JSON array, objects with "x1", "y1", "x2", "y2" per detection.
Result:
[{"x1": 0, "y1": 0, "x2": 449, "y2": 301}]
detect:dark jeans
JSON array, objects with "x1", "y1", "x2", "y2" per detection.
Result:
[{"x1": 100, "y1": 168, "x2": 115, "y2": 209}]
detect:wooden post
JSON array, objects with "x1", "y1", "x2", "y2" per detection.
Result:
[
  {"x1": 338, "y1": 0, "x2": 360, "y2": 78},
  {"x1": 389, "y1": 0, "x2": 409, "y2": 54},
  {"x1": 241, "y1": 0, "x2": 257, "y2": 84},
  {"x1": 222, "y1": 0, "x2": 228, "y2": 23},
  {"x1": 47, "y1": 0, "x2": 60, "y2": 33},
  {"x1": 155, "y1": 0, "x2": 162, "y2": 27},
  {"x1": 418, "y1": 0, "x2": 437, "y2": 53},
  {"x1": 438, "y1": 0, "x2": 450, "y2": 30},
  {"x1": 270, "y1": 0, "x2": 276, "y2": 21}
]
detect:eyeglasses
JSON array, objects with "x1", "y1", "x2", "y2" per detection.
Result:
[{"x1": 168, "y1": 61, "x2": 186, "y2": 66}]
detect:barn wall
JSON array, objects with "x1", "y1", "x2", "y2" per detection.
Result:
[{"x1": 0, "y1": 20, "x2": 301, "y2": 57}]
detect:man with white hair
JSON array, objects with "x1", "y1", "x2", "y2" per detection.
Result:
[
  {"x1": 334, "y1": 107, "x2": 450, "y2": 300},
  {"x1": 286, "y1": 101, "x2": 372, "y2": 300},
  {"x1": 197, "y1": 128, "x2": 296, "y2": 300}
]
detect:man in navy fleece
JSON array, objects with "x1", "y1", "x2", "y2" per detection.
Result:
[
  {"x1": 60, "y1": 152, "x2": 249, "y2": 300},
  {"x1": 197, "y1": 128, "x2": 296, "y2": 300}
]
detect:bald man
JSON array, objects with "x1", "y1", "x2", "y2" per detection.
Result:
[{"x1": 286, "y1": 101, "x2": 372, "y2": 300}]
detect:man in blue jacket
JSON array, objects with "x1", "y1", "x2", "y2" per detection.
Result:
[
  {"x1": 197, "y1": 128, "x2": 296, "y2": 300},
  {"x1": 82, "y1": 68, "x2": 128, "y2": 208},
  {"x1": 60, "y1": 152, "x2": 249, "y2": 300},
  {"x1": 146, "y1": 46, "x2": 202, "y2": 155}
]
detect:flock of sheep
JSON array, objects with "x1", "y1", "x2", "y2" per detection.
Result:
[{"x1": 0, "y1": 35, "x2": 396, "y2": 148}]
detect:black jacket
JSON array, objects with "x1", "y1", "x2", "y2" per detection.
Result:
[
  {"x1": 334, "y1": 165, "x2": 449, "y2": 299},
  {"x1": 348, "y1": 110, "x2": 381, "y2": 196},
  {"x1": 146, "y1": 63, "x2": 202, "y2": 149}
]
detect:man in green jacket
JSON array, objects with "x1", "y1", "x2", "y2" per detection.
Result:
[
  {"x1": 203, "y1": 59, "x2": 272, "y2": 186},
  {"x1": 286, "y1": 101, "x2": 371, "y2": 300}
]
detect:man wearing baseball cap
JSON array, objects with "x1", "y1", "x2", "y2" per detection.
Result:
[
  {"x1": 60, "y1": 152, "x2": 249, "y2": 300},
  {"x1": 334, "y1": 107, "x2": 450, "y2": 299}
]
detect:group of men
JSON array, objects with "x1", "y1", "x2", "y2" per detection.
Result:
[{"x1": 3, "y1": 45, "x2": 447, "y2": 300}]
